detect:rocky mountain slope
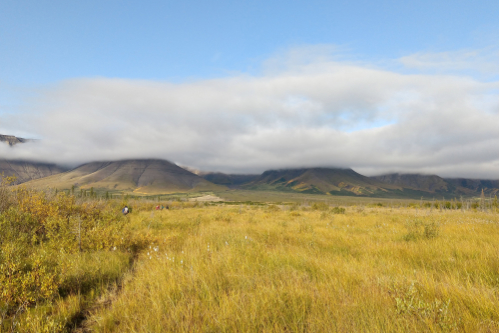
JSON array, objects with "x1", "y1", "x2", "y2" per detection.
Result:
[
  {"x1": 243, "y1": 168, "x2": 406, "y2": 196},
  {"x1": 0, "y1": 160, "x2": 67, "y2": 184},
  {"x1": 371, "y1": 173, "x2": 450, "y2": 193},
  {"x1": 24, "y1": 159, "x2": 225, "y2": 194},
  {"x1": 371, "y1": 173, "x2": 499, "y2": 197},
  {"x1": 200, "y1": 172, "x2": 259, "y2": 187}
]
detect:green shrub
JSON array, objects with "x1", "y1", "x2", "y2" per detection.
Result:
[
  {"x1": 404, "y1": 218, "x2": 440, "y2": 241},
  {"x1": 331, "y1": 207, "x2": 346, "y2": 214},
  {"x1": 311, "y1": 202, "x2": 329, "y2": 211}
]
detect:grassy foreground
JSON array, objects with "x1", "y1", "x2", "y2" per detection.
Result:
[
  {"x1": 85, "y1": 205, "x2": 499, "y2": 332},
  {"x1": 2, "y1": 179, "x2": 499, "y2": 332}
]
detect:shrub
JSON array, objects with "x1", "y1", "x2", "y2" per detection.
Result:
[
  {"x1": 404, "y1": 218, "x2": 440, "y2": 241},
  {"x1": 331, "y1": 207, "x2": 346, "y2": 214},
  {"x1": 266, "y1": 204, "x2": 281, "y2": 212},
  {"x1": 0, "y1": 185, "x2": 150, "y2": 328},
  {"x1": 311, "y1": 202, "x2": 329, "y2": 211}
]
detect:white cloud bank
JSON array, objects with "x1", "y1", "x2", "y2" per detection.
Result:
[{"x1": 1, "y1": 47, "x2": 499, "y2": 178}]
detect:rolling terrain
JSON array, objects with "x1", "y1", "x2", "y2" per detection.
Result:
[
  {"x1": 24, "y1": 159, "x2": 226, "y2": 194},
  {"x1": 0, "y1": 160, "x2": 67, "y2": 184},
  {"x1": 3, "y1": 128, "x2": 498, "y2": 198},
  {"x1": 243, "y1": 167, "x2": 408, "y2": 196},
  {"x1": 371, "y1": 173, "x2": 499, "y2": 197},
  {"x1": 0, "y1": 134, "x2": 67, "y2": 184},
  {"x1": 200, "y1": 172, "x2": 258, "y2": 187}
]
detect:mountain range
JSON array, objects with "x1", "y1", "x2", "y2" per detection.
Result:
[
  {"x1": 1, "y1": 134, "x2": 65, "y2": 184},
  {"x1": 2, "y1": 133, "x2": 498, "y2": 198},
  {"x1": 0, "y1": 160, "x2": 67, "y2": 184},
  {"x1": 24, "y1": 159, "x2": 224, "y2": 194}
]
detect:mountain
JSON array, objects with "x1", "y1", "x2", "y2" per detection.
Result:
[
  {"x1": 0, "y1": 134, "x2": 29, "y2": 146},
  {"x1": 443, "y1": 178, "x2": 499, "y2": 196},
  {"x1": 200, "y1": 172, "x2": 259, "y2": 187},
  {"x1": 243, "y1": 168, "x2": 406, "y2": 196},
  {"x1": 23, "y1": 159, "x2": 225, "y2": 194},
  {"x1": 371, "y1": 173, "x2": 450, "y2": 193},
  {"x1": 371, "y1": 173, "x2": 499, "y2": 197},
  {"x1": 0, "y1": 160, "x2": 67, "y2": 184}
]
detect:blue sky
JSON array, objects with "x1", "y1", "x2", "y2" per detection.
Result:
[
  {"x1": 1, "y1": 0, "x2": 497, "y2": 85},
  {"x1": 1, "y1": 1, "x2": 499, "y2": 177}
]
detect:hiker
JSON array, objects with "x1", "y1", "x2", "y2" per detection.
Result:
[
  {"x1": 156, "y1": 205, "x2": 160, "y2": 210},
  {"x1": 122, "y1": 206, "x2": 129, "y2": 215}
]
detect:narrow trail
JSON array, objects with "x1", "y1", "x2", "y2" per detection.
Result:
[{"x1": 71, "y1": 254, "x2": 141, "y2": 333}]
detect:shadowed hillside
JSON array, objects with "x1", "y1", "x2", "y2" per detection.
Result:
[
  {"x1": 371, "y1": 173, "x2": 450, "y2": 192},
  {"x1": 445, "y1": 178, "x2": 499, "y2": 196},
  {"x1": 0, "y1": 160, "x2": 67, "y2": 184},
  {"x1": 200, "y1": 172, "x2": 259, "y2": 187},
  {"x1": 244, "y1": 168, "x2": 405, "y2": 196},
  {"x1": 24, "y1": 159, "x2": 226, "y2": 194},
  {"x1": 371, "y1": 173, "x2": 499, "y2": 197}
]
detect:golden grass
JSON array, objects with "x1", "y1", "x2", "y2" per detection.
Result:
[{"x1": 83, "y1": 206, "x2": 499, "y2": 332}]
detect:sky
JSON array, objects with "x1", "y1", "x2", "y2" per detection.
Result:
[{"x1": 0, "y1": 0, "x2": 499, "y2": 177}]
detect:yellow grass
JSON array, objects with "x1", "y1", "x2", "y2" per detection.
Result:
[{"x1": 83, "y1": 205, "x2": 499, "y2": 332}]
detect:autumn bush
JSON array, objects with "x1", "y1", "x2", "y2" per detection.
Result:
[{"x1": 0, "y1": 179, "x2": 152, "y2": 331}]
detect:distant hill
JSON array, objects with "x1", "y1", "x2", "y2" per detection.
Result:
[
  {"x1": 371, "y1": 173, "x2": 499, "y2": 197},
  {"x1": 243, "y1": 168, "x2": 409, "y2": 196},
  {"x1": 0, "y1": 160, "x2": 67, "y2": 184},
  {"x1": 371, "y1": 173, "x2": 450, "y2": 192},
  {"x1": 0, "y1": 134, "x2": 30, "y2": 146},
  {"x1": 24, "y1": 159, "x2": 225, "y2": 194},
  {"x1": 200, "y1": 172, "x2": 259, "y2": 187},
  {"x1": 444, "y1": 178, "x2": 499, "y2": 196}
]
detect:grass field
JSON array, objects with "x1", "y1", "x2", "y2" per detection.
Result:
[
  {"x1": 3, "y1": 184, "x2": 499, "y2": 332},
  {"x1": 84, "y1": 204, "x2": 499, "y2": 332}
]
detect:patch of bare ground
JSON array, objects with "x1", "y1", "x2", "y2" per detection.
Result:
[{"x1": 189, "y1": 194, "x2": 224, "y2": 202}]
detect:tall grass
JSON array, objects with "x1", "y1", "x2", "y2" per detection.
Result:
[
  {"x1": 3, "y1": 179, "x2": 499, "y2": 332},
  {"x1": 87, "y1": 205, "x2": 499, "y2": 332}
]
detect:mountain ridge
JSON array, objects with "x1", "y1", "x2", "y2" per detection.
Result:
[
  {"x1": 23, "y1": 159, "x2": 225, "y2": 194},
  {"x1": 0, "y1": 134, "x2": 29, "y2": 146},
  {"x1": 243, "y1": 167, "x2": 405, "y2": 196},
  {"x1": 0, "y1": 160, "x2": 68, "y2": 184},
  {"x1": 371, "y1": 173, "x2": 499, "y2": 197}
]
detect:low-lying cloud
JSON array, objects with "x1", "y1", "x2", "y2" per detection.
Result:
[{"x1": 1, "y1": 46, "x2": 499, "y2": 178}]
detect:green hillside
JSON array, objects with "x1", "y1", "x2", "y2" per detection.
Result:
[
  {"x1": 372, "y1": 173, "x2": 499, "y2": 197},
  {"x1": 244, "y1": 168, "x2": 404, "y2": 196}
]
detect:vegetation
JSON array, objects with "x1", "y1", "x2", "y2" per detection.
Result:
[
  {"x1": 2, "y1": 179, "x2": 499, "y2": 331},
  {"x1": 0, "y1": 178, "x2": 152, "y2": 332}
]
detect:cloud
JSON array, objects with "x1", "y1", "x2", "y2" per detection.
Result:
[
  {"x1": 398, "y1": 47, "x2": 499, "y2": 79},
  {"x1": 1, "y1": 46, "x2": 499, "y2": 178}
]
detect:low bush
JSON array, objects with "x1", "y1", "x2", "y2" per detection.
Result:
[
  {"x1": 0, "y1": 180, "x2": 151, "y2": 331},
  {"x1": 404, "y1": 217, "x2": 440, "y2": 240},
  {"x1": 331, "y1": 206, "x2": 346, "y2": 214},
  {"x1": 311, "y1": 202, "x2": 329, "y2": 211}
]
